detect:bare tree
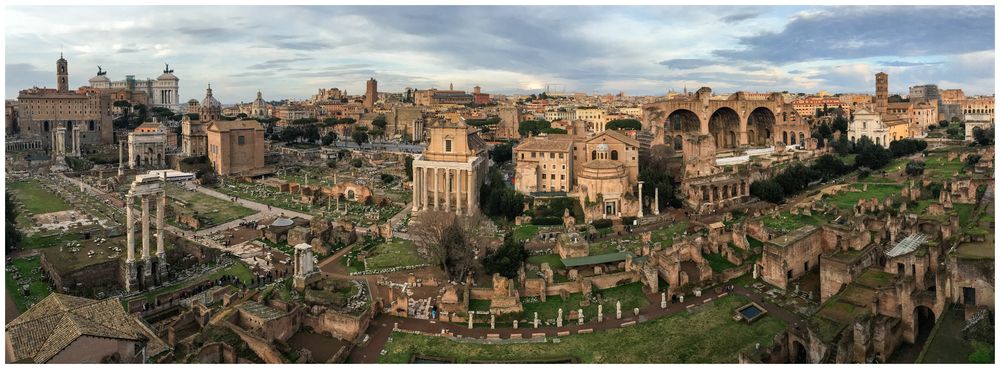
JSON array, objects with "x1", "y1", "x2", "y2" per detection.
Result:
[{"x1": 410, "y1": 210, "x2": 484, "y2": 282}]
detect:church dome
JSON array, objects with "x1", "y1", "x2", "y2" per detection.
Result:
[
  {"x1": 188, "y1": 99, "x2": 199, "y2": 104},
  {"x1": 201, "y1": 84, "x2": 221, "y2": 108}
]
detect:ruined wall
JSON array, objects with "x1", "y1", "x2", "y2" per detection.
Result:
[{"x1": 303, "y1": 309, "x2": 371, "y2": 342}]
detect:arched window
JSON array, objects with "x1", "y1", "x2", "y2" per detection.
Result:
[
  {"x1": 728, "y1": 131, "x2": 736, "y2": 148},
  {"x1": 673, "y1": 135, "x2": 683, "y2": 150},
  {"x1": 799, "y1": 132, "x2": 805, "y2": 144},
  {"x1": 43, "y1": 121, "x2": 50, "y2": 132},
  {"x1": 591, "y1": 150, "x2": 597, "y2": 160},
  {"x1": 89, "y1": 120, "x2": 95, "y2": 131},
  {"x1": 610, "y1": 150, "x2": 618, "y2": 161},
  {"x1": 790, "y1": 134, "x2": 797, "y2": 145},
  {"x1": 782, "y1": 131, "x2": 788, "y2": 144}
]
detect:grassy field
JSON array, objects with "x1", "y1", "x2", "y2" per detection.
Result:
[
  {"x1": 760, "y1": 211, "x2": 826, "y2": 234},
  {"x1": 5, "y1": 256, "x2": 52, "y2": 313},
  {"x1": 650, "y1": 221, "x2": 689, "y2": 245},
  {"x1": 923, "y1": 154, "x2": 966, "y2": 181},
  {"x1": 363, "y1": 238, "x2": 427, "y2": 270},
  {"x1": 512, "y1": 224, "x2": 539, "y2": 243},
  {"x1": 8, "y1": 180, "x2": 72, "y2": 214},
  {"x1": 824, "y1": 183, "x2": 903, "y2": 209},
  {"x1": 19, "y1": 232, "x2": 84, "y2": 250},
  {"x1": 166, "y1": 185, "x2": 257, "y2": 229},
  {"x1": 380, "y1": 295, "x2": 786, "y2": 363},
  {"x1": 526, "y1": 254, "x2": 565, "y2": 269},
  {"x1": 512, "y1": 282, "x2": 649, "y2": 326},
  {"x1": 704, "y1": 253, "x2": 737, "y2": 272}
]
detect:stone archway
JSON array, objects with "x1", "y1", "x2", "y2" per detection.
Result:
[
  {"x1": 792, "y1": 340, "x2": 808, "y2": 363},
  {"x1": 913, "y1": 305, "x2": 936, "y2": 343},
  {"x1": 664, "y1": 109, "x2": 700, "y2": 146},
  {"x1": 709, "y1": 107, "x2": 740, "y2": 149},
  {"x1": 747, "y1": 107, "x2": 776, "y2": 146}
]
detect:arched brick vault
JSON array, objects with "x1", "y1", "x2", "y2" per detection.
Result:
[{"x1": 643, "y1": 88, "x2": 806, "y2": 149}]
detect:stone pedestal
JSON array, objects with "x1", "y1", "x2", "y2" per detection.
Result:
[
  {"x1": 661, "y1": 292, "x2": 666, "y2": 308},
  {"x1": 616, "y1": 301, "x2": 622, "y2": 319},
  {"x1": 598, "y1": 305, "x2": 604, "y2": 322},
  {"x1": 533, "y1": 312, "x2": 539, "y2": 328},
  {"x1": 578, "y1": 309, "x2": 584, "y2": 325},
  {"x1": 468, "y1": 314, "x2": 474, "y2": 329},
  {"x1": 557, "y1": 308, "x2": 563, "y2": 327}
]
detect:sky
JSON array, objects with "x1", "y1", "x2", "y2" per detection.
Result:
[{"x1": 4, "y1": 5, "x2": 995, "y2": 103}]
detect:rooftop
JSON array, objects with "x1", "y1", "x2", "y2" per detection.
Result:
[{"x1": 561, "y1": 251, "x2": 634, "y2": 267}]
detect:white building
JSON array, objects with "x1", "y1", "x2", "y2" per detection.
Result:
[
  {"x1": 964, "y1": 113, "x2": 994, "y2": 142},
  {"x1": 575, "y1": 106, "x2": 607, "y2": 132},
  {"x1": 848, "y1": 109, "x2": 889, "y2": 147},
  {"x1": 88, "y1": 64, "x2": 180, "y2": 111}
]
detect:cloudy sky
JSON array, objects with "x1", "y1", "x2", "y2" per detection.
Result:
[{"x1": 5, "y1": 5, "x2": 995, "y2": 103}]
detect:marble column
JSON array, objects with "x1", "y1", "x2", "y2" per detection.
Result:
[
  {"x1": 455, "y1": 169, "x2": 463, "y2": 215},
  {"x1": 118, "y1": 141, "x2": 124, "y2": 176},
  {"x1": 637, "y1": 181, "x2": 644, "y2": 218},
  {"x1": 157, "y1": 191, "x2": 165, "y2": 257},
  {"x1": 467, "y1": 169, "x2": 474, "y2": 213},
  {"x1": 125, "y1": 194, "x2": 135, "y2": 262},
  {"x1": 413, "y1": 167, "x2": 420, "y2": 211},
  {"x1": 653, "y1": 187, "x2": 660, "y2": 215},
  {"x1": 141, "y1": 195, "x2": 150, "y2": 259},
  {"x1": 433, "y1": 168, "x2": 440, "y2": 210},
  {"x1": 445, "y1": 169, "x2": 451, "y2": 212}
]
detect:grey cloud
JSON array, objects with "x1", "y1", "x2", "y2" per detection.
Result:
[
  {"x1": 658, "y1": 58, "x2": 717, "y2": 70},
  {"x1": 879, "y1": 60, "x2": 943, "y2": 67},
  {"x1": 714, "y1": 6, "x2": 994, "y2": 64},
  {"x1": 721, "y1": 12, "x2": 759, "y2": 23},
  {"x1": 247, "y1": 57, "x2": 314, "y2": 70}
]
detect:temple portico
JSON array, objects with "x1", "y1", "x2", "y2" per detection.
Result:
[
  {"x1": 411, "y1": 117, "x2": 489, "y2": 216},
  {"x1": 124, "y1": 173, "x2": 168, "y2": 292}
]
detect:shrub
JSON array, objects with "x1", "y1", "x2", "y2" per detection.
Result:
[
  {"x1": 591, "y1": 219, "x2": 613, "y2": 229},
  {"x1": 530, "y1": 216, "x2": 562, "y2": 226}
]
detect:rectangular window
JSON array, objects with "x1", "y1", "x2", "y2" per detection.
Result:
[
  {"x1": 550, "y1": 153, "x2": 555, "y2": 159},
  {"x1": 559, "y1": 153, "x2": 564, "y2": 159},
  {"x1": 445, "y1": 139, "x2": 453, "y2": 152},
  {"x1": 541, "y1": 173, "x2": 546, "y2": 179},
  {"x1": 238, "y1": 136, "x2": 246, "y2": 145},
  {"x1": 531, "y1": 152, "x2": 536, "y2": 158}
]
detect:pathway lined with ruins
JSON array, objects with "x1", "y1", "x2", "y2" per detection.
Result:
[
  {"x1": 348, "y1": 282, "x2": 807, "y2": 363},
  {"x1": 188, "y1": 182, "x2": 314, "y2": 221}
]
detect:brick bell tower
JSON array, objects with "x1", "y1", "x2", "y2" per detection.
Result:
[{"x1": 57, "y1": 52, "x2": 69, "y2": 93}]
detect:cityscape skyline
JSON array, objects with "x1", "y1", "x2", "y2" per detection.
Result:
[{"x1": 5, "y1": 5, "x2": 996, "y2": 102}]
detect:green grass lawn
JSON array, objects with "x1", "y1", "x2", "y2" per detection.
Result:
[
  {"x1": 352, "y1": 238, "x2": 426, "y2": 271},
  {"x1": 512, "y1": 224, "x2": 539, "y2": 243},
  {"x1": 19, "y1": 232, "x2": 84, "y2": 250},
  {"x1": 469, "y1": 299, "x2": 492, "y2": 312},
  {"x1": 7, "y1": 180, "x2": 72, "y2": 214},
  {"x1": 650, "y1": 221, "x2": 689, "y2": 245},
  {"x1": 510, "y1": 282, "x2": 649, "y2": 326},
  {"x1": 703, "y1": 253, "x2": 737, "y2": 273},
  {"x1": 823, "y1": 183, "x2": 903, "y2": 209},
  {"x1": 380, "y1": 295, "x2": 786, "y2": 363},
  {"x1": 5, "y1": 256, "x2": 52, "y2": 313},
  {"x1": 526, "y1": 254, "x2": 565, "y2": 269},
  {"x1": 760, "y1": 211, "x2": 826, "y2": 234},
  {"x1": 923, "y1": 154, "x2": 966, "y2": 181},
  {"x1": 166, "y1": 185, "x2": 257, "y2": 229}
]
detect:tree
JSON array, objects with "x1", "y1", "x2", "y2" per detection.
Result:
[
  {"x1": 889, "y1": 139, "x2": 928, "y2": 157},
  {"x1": 606, "y1": 119, "x2": 642, "y2": 131},
  {"x1": 278, "y1": 126, "x2": 304, "y2": 142},
  {"x1": 303, "y1": 124, "x2": 321, "y2": 144},
  {"x1": 372, "y1": 116, "x2": 388, "y2": 130},
  {"x1": 831, "y1": 135, "x2": 852, "y2": 156},
  {"x1": 352, "y1": 130, "x2": 370, "y2": 146},
  {"x1": 411, "y1": 211, "x2": 480, "y2": 281},
  {"x1": 853, "y1": 136, "x2": 891, "y2": 170},
  {"x1": 380, "y1": 173, "x2": 396, "y2": 185},
  {"x1": 236, "y1": 112, "x2": 248, "y2": 119},
  {"x1": 518, "y1": 119, "x2": 552, "y2": 137},
  {"x1": 321, "y1": 132, "x2": 336, "y2": 146},
  {"x1": 489, "y1": 142, "x2": 513, "y2": 165},
  {"x1": 832, "y1": 114, "x2": 849, "y2": 134},
  {"x1": 404, "y1": 156, "x2": 414, "y2": 180},
  {"x1": 350, "y1": 158, "x2": 364, "y2": 168},
  {"x1": 812, "y1": 154, "x2": 851, "y2": 180},
  {"x1": 973, "y1": 126, "x2": 994, "y2": 146},
  {"x1": 750, "y1": 179, "x2": 785, "y2": 203},
  {"x1": 6, "y1": 193, "x2": 21, "y2": 252},
  {"x1": 905, "y1": 161, "x2": 925, "y2": 176},
  {"x1": 482, "y1": 233, "x2": 528, "y2": 279},
  {"x1": 326, "y1": 159, "x2": 337, "y2": 169},
  {"x1": 479, "y1": 168, "x2": 524, "y2": 220}
]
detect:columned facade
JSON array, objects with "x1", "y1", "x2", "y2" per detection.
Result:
[
  {"x1": 124, "y1": 174, "x2": 169, "y2": 292},
  {"x1": 412, "y1": 156, "x2": 488, "y2": 215}
]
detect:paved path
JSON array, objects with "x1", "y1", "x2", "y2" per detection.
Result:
[
  {"x1": 348, "y1": 282, "x2": 806, "y2": 363},
  {"x1": 188, "y1": 183, "x2": 314, "y2": 221}
]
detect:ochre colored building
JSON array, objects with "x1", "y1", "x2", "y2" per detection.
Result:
[{"x1": 206, "y1": 119, "x2": 266, "y2": 176}]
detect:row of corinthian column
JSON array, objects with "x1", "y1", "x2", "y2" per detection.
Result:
[
  {"x1": 412, "y1": 166, "x2": 476, "y2": 214},
  {"x1": 125, "y1": 191, "x2": 166, "y2": 262}
]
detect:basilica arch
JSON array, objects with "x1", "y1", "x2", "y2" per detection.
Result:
[
  {"x1": 747, "y1": 107, "x2": 776, "y2": 146},
  {"x1": 709, "y1": 107, "x2": 740, "y2": 149}
]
